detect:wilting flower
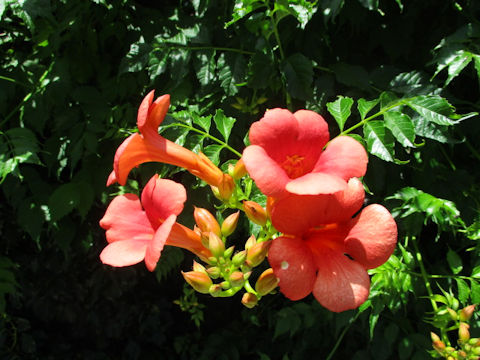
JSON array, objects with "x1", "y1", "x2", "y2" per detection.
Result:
[
  {"x1": 108, "y1": 90, "x2": 228, "y2": 188},
  {"x1": 242, "y1": 108, "x2": 368, "y2": 198},
  {"x1": 268, "y1": 204, "x2": 397, "y2": 312},
  {"x1": 99, "y1": 174, "x2": 210, "y2": 271}
]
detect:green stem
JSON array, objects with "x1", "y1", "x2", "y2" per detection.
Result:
[
  {"x1": 325, "y1": 311, "x2": 361, "y2": 360},
  {"x1": 0, "y1": 75, "x2": 30, "y2": 88},
  {"x1": 160, "y1": 122, "x2": 242, "y2": 158},
  {"x1": 339, "y1": 99, "x2": 409, "y2": 136},
  {"x1": 411, "y1": 236, "x2": 438, "y2": 312}
]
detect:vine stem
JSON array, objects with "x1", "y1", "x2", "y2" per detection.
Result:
[
  {"x1": 411, "y1": 235, "x2": 438, "y2": 312},
  {"x1": 160, "y1": 122, "x2": 242, "y2": 158},
  {"x1": 153, "y1": 44, "x2": 254, "y2": 55},
  {"x1": 338, "y1": 99, "x2": 409, "y2": 137},
  {"x1": 325, "y1": 311, "x2": 361, "y2": 360}
]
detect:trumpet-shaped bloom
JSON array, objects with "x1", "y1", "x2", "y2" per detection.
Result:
[
  {"x1": 109, "y1": 91, "x2": 225, "y2": 187},
  {"x1": 242, "y1": 108, "x2": 368, "y2": 198},
  {"x1": 100, "y1": 175, "x2": 210, "y2": 271},
  {"x1": 268, "y1": 204, "x2": 397, "y2": 312}
]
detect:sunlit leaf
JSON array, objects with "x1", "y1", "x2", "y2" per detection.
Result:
[
  {"x1": 447, "y1": 249, "x2": 463, "y2": 275},
  {"x1": 455, "y1": 278, "x2": 469, "y2": 304},
  {"x1": 326, "y1": 96, "x2": 353, "y2": 131},
  {"x1": 384, "y1": 111, "x2": 415, "y2": 148},
  {"x1": 357, "y1": 98, "x2": 379, "y2": 120},
  {"x1": 363, "y1": 121, "x2": 395, "y2": 162},
  {"x1": 407, "y1": 96, "x2": 457, "y2": 126},
  {"x1": 214, "y1": 109, "x2": 236, "y2": 142}
]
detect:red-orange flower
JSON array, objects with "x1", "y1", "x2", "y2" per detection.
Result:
[
  {"x1": 268, "y1": 204, "x2": 397, "y2": 312},
  {"x1": 99, "y1": 174, "x2": 210, "y2": 271},
  {"x1": 242, "y1": 108, "x2": 368, "y2": 198},
  {"x1": 109, "y1": 90, "x2": 225, "y2": 187}
]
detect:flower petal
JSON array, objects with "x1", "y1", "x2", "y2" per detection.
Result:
[
  {"x1": 344, "y1": 204, "x2": 397, "y2": 269},
  {"x1": 100, "y1": 239, "x2": 149, "y2": 267},
  {"x1": 314, "y1": 136, "x2": 368, "y2": 180},
  {"x1": 145, "y1": 214, "x2": 176, "y2": 271},
  {"x1": 285, "y1": 172, "x2": 347, "y2": 195},
  {"x1": 312, "y1": 249, "x2": 370, "y2": 312},
  {"x1": 271, "y1": 178, "x2": 365, "y2": 235},
  {"x1": 242, "y1": 145, "x2": 290, "y2": 197},
  {"x1": 141, "y1": 175, "x2": 187, "y2": 228},
  {"x1": 167, "y1": 223, "x2": 212, "y2": 261},
  {"x1": 137, "y1": 91, "x2": 170, "y2": 137},
  {"x1": 99, "y1": 194, "x2": 154, "y2": 243},
  {"x1": 293, "y1": 109, "x2": 329, "y2": 160},
  {"x1": 268, "y1": 236, "x2": 316, "y2": 300}
]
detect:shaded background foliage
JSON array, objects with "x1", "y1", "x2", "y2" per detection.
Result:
[{"x1": 1, "y1": 0, "x2": 480, "y2": 359}]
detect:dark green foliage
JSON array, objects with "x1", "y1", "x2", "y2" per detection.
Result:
[{"x1": 1, "y1": 0, "x2": 480, "y2": 358}]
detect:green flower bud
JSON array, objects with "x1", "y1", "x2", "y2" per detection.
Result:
[
  {"x1": 206, "y1": 266, "x2": 221, "y2": 279},
  {"x1": 229, "y1": 271, "x2": 244, "y2": 287},
  {"x1": 209, "y1": 284, "x2": 223, "y2": 297},
  {"x1": 232, "y1": 250, "x2": 247, "y2": 266},
  {"x1": 246, "y1": 240, "x2": 272, "y2": 267},
  {"x1": 224, "y1": 246, "x2": 235, "y2": 259},
  {"x1": 209, "y1": 232, "x2": 225, "y2": 258},
  {"x1": 459, "y1": 304, "x2": 476, "y2": 322},
  {"x1": 459, "y1": 322, "x2": 470, "y2": 343},
  {"x1": 221, "y1": 211, "x2": 240, "y2": 237}
]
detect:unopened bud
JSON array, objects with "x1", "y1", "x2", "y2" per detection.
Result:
[
  {"x1": 220, "y1": 281, "x2": 230, "y2": 290},
  {"x1": 459, "y1": 304, "x2": 476, "y2": 322},
  {"x1": 243, "y1": 201, "x2": 268, "y2": 226},
  {"x1": 232, "y1": 158, "x2": 247, "y2": 180},
  {"x1": 459, "y1": 322, "x2": 470, "y2": 342},
  {"x1": 209, "y1": 284, "x2": 223, "y2": 297},
  {"x1": 192, "y1": 260, "x2": 207, "y2": 274},
  {"x1": 246, "y1": 240, "x2": 272, "y2": 267},
  {"x1": 232, "y1": 250, "x2": 247, "y2": 266},
  {"x1": 194, "y1": 207, "x2": 221, "y2": 237},
  {"x1": 245, "y1": 235, "x2": 256, "y2": 250},
  {"x1": 217, "y1": 174, "x2": 235, "y2": 200},
  {"x1": 255, "y1": 268, "x2": 279, "y2": 296},
  {"x1": 224, "y1": 246, "x2": 235, "y2": 259},
  {"x1": 447, "y1": 307, "x2": 458, "y2": 321},
  {"x1": 457, "y1": 350, "x2": 467, "y2": 359},
  {"x1": 206, "y1": 266, "x2": 221, "y2": 279},
  {"x1": 221, "y1": 211, "x2": 240, "y2": 237},
  {"x1": 182, "y1": 271, "x2": 212, "y2": 294},
  {"x1": 431, "y1": 332, "x2": 441, "y2": 342},
  {"x1": 241, "y1": 292, "x2": 258, "y2": 308},
  {"x1": 432, "y1": 340, "x2": 446, "y2": 354},
  {"x1": 229, "y1": 271, "x2": 244, "y2": 287},
  {"x1": 208, "y1": 232, "x2": 225, "y2": 258}
]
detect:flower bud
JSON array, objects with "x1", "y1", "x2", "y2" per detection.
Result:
[
  {"x1": 194, "y1": 207, "x2": 221, "y2": 237},
  {"x1": 459, "y1": 304, "x2": 475, "y2": 322},
  {"x1": 459, "y1": 322, "x2": 470, "y2": 342},
  {"x1": 241, "y1": 292, "x2": 258, "y2": 309},
  {"x1": 243, "y1": 201, "x2": 267, "y2": 226},
  {"x1": 457, "y1": 350, "x2": 467, "y2": 359},
  {"x1": 431, "y1": 332, "x2": 441, "y2": 342},
  {"x1": 221, "y1": 211, "x2": 240, "y2": 237},
  {"x1": 446, "y1": 307, "x2": 458, "y2": 321},
  {"x1": 192, "y1": 260, "x2": 207, "y2": 274},
  {"x1": 232, "y1": 250, "x2": 247, "y2": 266},
  {"x1": 220, "y1": 281, "x2": 230, "y2": 290},
  {"x1": 255, "y1": 268, "x2": 279, "y2": 296},
  {"x1": 432, "y1": 340, "x2": 446, "y2": 354},
  {"x1": 217, "y1": 174, "x2": 235, "y2": 200},
  {"x1": 208, "y1": 232, "x2": 225, "y2": 258},
  {"x1": 246, "y1": 240, "x2": 272, "y2": 267},
  {"x1": 232, "y1": 158, "x2": 247, "y2": 180},
  {"x1": 229, "y1": 271, "x2": 244, "y2": 287},
  {"x1": 182, "y1": 271, "x2": 212, "y2": 294},
  {"x1": 209, "y1": 284, "x2": 223, "y2": 297},
  {"x1": 206, "y1": 266, "x2": 221, "y2": 279},
  {"x1": 245, "y1": 235, "x2": 256, "y2": 250}
]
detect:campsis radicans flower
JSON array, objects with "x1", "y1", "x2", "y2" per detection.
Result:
[
  {"x1": 107, "y1": 90, "x2": 233, "y2": 191},
  {"x1": 268, "y1": 204, "x2": 397, "y2": 312},
  {"x1": 99, "y1": 174, "x2": 211, "y2": 271},
  {"x1": 242, "y1": 108, "x2": 368, "y2": 199}
]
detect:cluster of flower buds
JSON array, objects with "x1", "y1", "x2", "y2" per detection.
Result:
[
  {"x1": 431, "y1": 305, "x2": 479, "y2": 360},
  {"x1": 182, "y1": 206, "x2": 278, "y2": 307}
]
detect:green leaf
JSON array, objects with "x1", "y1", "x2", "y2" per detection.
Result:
[
  {"x1": 363, "y1": 121, "x2": 395, "y2": 162},
  {"x1": 434, "y1": 49, "x2": 473, "y2": 86},
  {"x1": 455, "y1": 278, "x2": 469, "y2": 304},
  {"x1": 192, "y1": 113, "x2": 212, "y2": 132},
  {"x1": 384, "y1": 111, "x2": 416, "y2": 148},
  {"x1": 194, "y1": 50, "x2": 216, "y2": 86},
  {"x1": 358, "y1": 98, "x2": 379, "y2": 120},
  {"x1": 471, "y1": 280, "x2": 480, "y2": 304},
  {"x1": 282, "y1": 53, "x2": 313, "y2": 100},
  {"x1": 473, "y1": 54, "x2": 480, "y2": 82},
  {"x1": 218, "y1": 53, "x2": 246, "y2": 96},
  {"x1": 48, "y1": 182, "x2": 81, "y2": 222},
  {"x1": 447, "y1": 249, "x2": 463, "y2": 275},
  {"x1": 407, "y1": 96, "x2": 457, "y2": 126},
  {"x1": 203, "y1": 144, "x2": 224, "y2": 166},
  {"x1": 326, "y1": 96, "x2": 354, "y2": 131},
  {"x1": 331, "y1": 63, "x2": 369, "y2": 90},
  {"x1": 213, "y1": 109, "x2": 236, "y2": 142},
  {"x1": 225, "y1": 0, "x2": 266, "y2": 28},
  {"x1": 248, "y1": 52, "x2": 276, "y2": 90}
]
